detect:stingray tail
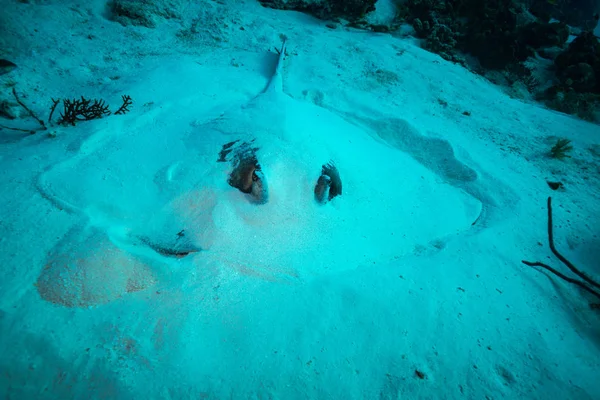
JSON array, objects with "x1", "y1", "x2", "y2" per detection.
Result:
[{"x1": 265, "y1": 39, "x2": 287, "y2": 94}]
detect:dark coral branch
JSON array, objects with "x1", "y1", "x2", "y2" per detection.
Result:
[
  {"x1": 57, "y1": 97, "x2": 111, "y2": 126},
  {"x1": 114, "y1": 95, "x2": 132, "y2": 115}
]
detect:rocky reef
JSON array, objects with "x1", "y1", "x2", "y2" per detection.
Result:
[{"x1": 258, "y1": 0, "x2": 377, "y2": 21}]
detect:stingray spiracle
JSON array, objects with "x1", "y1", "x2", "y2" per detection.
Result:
[{"x1": 219, "y1": 140, "x2": 269, "y2": 205}]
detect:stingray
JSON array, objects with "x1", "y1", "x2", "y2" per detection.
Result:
[{"x1": 35, "y1": 40, "x2": 483, "y2": 307}]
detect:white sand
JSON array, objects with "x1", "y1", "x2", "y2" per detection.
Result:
[{"x1": 0, "y1": 1, "x2": 599, "y2": 399}]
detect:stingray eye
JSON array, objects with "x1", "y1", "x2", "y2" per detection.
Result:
[
  {"x1": 314, "y1": 162, "x2": 342, "y2": 204},
  {"x1": 252, "y1": 171, "x2": 259, "y2": 182}
]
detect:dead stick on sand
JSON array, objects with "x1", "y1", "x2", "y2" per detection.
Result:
[
  {"x1": 11, "y1": 87, "x2": 46, "y2": 131},
  {"x1": 522, "y1": 197, "x2": 600, "y2": 302}
]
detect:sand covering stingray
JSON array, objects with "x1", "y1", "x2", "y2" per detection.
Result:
[{"x1": 36, "y1": 41, "x2": 483, "y2": 307}]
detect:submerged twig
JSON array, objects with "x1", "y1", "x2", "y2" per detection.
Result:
[
  {"x1": 0, "y1": 123, "x2": 35, "y2": 133},
  {"x1": 12, "y1": 87, "x2": 46, "y2": 131},
  {"x1": 544, "y1": 197, "x2": 599, "y2": 289},
  {"x1": 522, "y1": 261, "x2": 600, "y2": 300},
  {"x1": 522, "y1": 197, "x2": 600, "y2": 303},
  {"x1": 48, "y1": 98, "x2": 60, "y2": 124}
]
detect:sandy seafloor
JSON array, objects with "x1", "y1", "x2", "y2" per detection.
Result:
[{"x1": 0, "y1": 1, "x2": 599, "y2": 399}]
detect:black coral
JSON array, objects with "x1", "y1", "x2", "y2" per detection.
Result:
[{"x1": 57, "y1": 97, "x2": 112, "y2": 126}]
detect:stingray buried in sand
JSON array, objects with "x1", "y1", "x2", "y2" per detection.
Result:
[{"x1": 34, "y1": 39, "x2": 484, "y2": 307}]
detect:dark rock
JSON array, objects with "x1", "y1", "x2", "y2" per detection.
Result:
[
  {"x1": 400, "y1": 0, "x2": 554, "y2": 69},
  {"x1": 564, "y1": 62, "x2": 596, "y2": 92},
  {"x1": 539, "y1": 31, "x2": 600, "y2": 118},
  {"x1": 538, "y1": 46, "x2": 564, "y2": 60},
  {"x1": 0, "y1": 100, "x2": 16, "y2": 119},
  {"x1": 397, "y1": 0, "x2": 463, "y2": 62},
  {"x1": 0, "y1": 59, "x2": 17, "y2": 75},
  {"x1": 546, "y1": 181, "x2": 564, "y2": 190},
  {"x1": 542, "y1": 87, "x2": 600, "y2": 121},
  {"x1": 400, "y1": 0, "x2": 575, "y2": 70},
  {"x1": 529, "y1": 0, "x2": 600, "y2": 30},
  {"x1": 425, "y1": 24, "x2": 458, "y2": 61},
  {"x1": 462, "y1": 0, "x2": 533, "y2": 69},
  {"x1": 555, "y1": 31, "x2": 600, "y2": 93},
  {"x1": 258, "y1": 0, "x2": 376, "y2": 21},
  {"x1": 519, "y1": 21, "x2": 569, "y2": 49},
  {"x1": 108, "y1": 0, "x2": 180, "y2": 28}
]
